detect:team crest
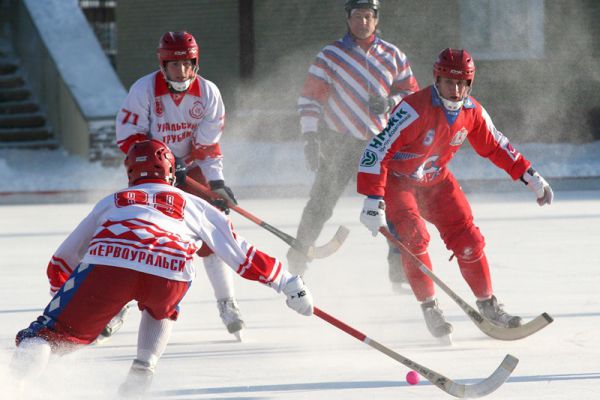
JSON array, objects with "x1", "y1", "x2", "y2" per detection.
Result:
[
  {"x1": 450, "y1": 127, "x2": 468, "y2": 146},
  {"x1": 189, "y1": 100, "x2": 205, "y2": 119},
  {"x1": 154, "y1": 98, "x2": 164, "y2": 117}
]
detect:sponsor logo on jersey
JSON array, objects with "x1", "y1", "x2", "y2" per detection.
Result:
[
  {"x1": 411, "y1": 155, "x2": 441, "y2": 182},
  {"x1": 154, "y1": 98, "x2": 164, "y2": 117},
  {"x1": 368, "y1": 102, "x2": 418, "y2": 151},
  {"x1": 391, "y1": 152, "x2": 422, "y2": 161},
  {"x1": 450, "y1": 127, "x2": 468, "y2": 146},
  {"x1": 156, "y1": 122, "x2": 199, "y2": 133},
  {"x1": 88, "y1": 244, "x2": 186, "y2": 272},
  {"x1": 189, "y1": 100, "x2": 205, "y2": 119},
  {"x1": 161, "y1": 130, "x2": 193, "y2": 144},
  {"x1": 360, "y1": 149, "x2": 378, "y2": 167}
]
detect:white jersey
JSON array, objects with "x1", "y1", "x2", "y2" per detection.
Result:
[
  {"x1": 48, "y1": 182, "x2": 285, "y2": 289},
  {"x1": 116, "y1": 71, "x2": 226, "y2": 182}
]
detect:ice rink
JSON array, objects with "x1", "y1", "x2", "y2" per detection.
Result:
[{"x1": 1, "y1": 189, "x2": 599, "y2": 399}]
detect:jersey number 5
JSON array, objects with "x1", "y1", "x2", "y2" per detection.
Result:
[{"x1": 114, "y1": 190, "x2": 186, "y2": 220}]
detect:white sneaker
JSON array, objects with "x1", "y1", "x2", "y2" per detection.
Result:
[
  {"x1": 118, "y1": 359, "x2": 154, "y2": 399},
  {"x1": 217, "y1": 298, "x2": 245, "y2": 340}
]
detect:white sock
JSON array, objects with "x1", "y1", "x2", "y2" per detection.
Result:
[
  {"x1": 203, "y1": 254, "x2": 235, "y2": 300},
  {"x1": 136, "y1": 310, "x2": 173, "y2": 369}
]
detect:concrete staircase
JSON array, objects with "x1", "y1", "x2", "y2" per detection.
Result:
[{"x1": 0, "y1": 43, "x2": 57, "y2": 149}]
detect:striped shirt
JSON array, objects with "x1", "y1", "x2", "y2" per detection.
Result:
[{"x1": 298, "y1": 33, "x2": 419, "y2": 140}]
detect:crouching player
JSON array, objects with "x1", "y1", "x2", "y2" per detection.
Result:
[{"x1": 11, "y1": 139, "x2": 313, "y2": 398}]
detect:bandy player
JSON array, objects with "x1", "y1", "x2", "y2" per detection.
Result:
[
  {"x1": 12, "y1": 139, "x2": 313, "y2": 398},
  {"x1": 51, "y1": 31, "x2": 244, "y2": 340}
]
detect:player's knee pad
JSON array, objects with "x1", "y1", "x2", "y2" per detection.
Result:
[
  {"x1": 450, "y1": 226, "x2": 485, "y2": 262},
  {"x1": 386, "y1": 223, "x2": 429, "y2": 257},
  {"x1": 400, "y1": 229, "x2": 430, "y2": 255}
]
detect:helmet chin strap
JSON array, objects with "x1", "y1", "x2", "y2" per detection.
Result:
[
  {"x1": 167, "y1": 78, "x2": 192, "y2": 92},
  {"x1": 160, "y1": 65, "x2": 198, "y2": 93},
  {"x1": 433, "y1": 83, "x2": 470, "y2": 112}
]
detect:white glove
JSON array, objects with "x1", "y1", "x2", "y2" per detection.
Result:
[
  {"x1": 282, "y1": 275, "x2": 313, "y2": 316},
  {"x1": 360, "y1": 197, "x2": 386, "y2": 236},
  {"x1": 521, "y1": 168, "x2": 553, "y2": 206}
]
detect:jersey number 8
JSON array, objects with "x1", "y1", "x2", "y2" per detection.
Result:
[{"x1": 114, "y1": 190, "x2": 186, "y2": 220}]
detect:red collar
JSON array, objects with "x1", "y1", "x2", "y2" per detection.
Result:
[{"x1": 132, "y1": 178, "x2": 172, "y2": 186}]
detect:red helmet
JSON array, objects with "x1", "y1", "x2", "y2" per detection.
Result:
[
  {"x1": 433, "y1": 48, "x2": 475, "y2": 82},
  {"x1": 157, "y1": 31, "x2": 199, "y2": 66},
  {"x1": 124, "y1": 139, "x2": 175, "y2": 186}
]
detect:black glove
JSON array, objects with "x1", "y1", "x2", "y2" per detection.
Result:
[
  {"x1": 209, "y1": 180, "x2": 237, "y2": 214},
  {"x1": 368, "y1": 95, "x2": 394, "y2": 115},
  {"x1": 303, "y1": 132, "x2": 320, "y2": 172},
  {"x1": 174, "y1": 157, "x2": 188, "y2": 186}
]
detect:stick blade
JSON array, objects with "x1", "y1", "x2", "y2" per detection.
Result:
[
  {"x1": 453, "y1": 354, "x2": 519, "y2": 398},
  {"x1": 310, "y1": 225, "x2": 350, "y2": 259},
  {"x1": 478, "y1": 313, "x2": 553, "y2": 341}
]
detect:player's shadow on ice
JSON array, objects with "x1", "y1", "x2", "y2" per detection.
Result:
[
  {"x1": 152, "y1": 380, "x2": 411, "y2": 398},
  {"x1": 151, "y1": 372, "x2": 600, "y2": 398}
]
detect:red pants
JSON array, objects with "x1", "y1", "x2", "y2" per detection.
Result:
[
  {"x1": 385, "y1": 172, "x2": 492, "y2": 301},
  {"x1": 18, "y1": 264, "x2": 190, "y2": 349}
]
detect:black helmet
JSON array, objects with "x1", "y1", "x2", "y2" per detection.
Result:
[{"x1": 345, "y1": 0, "x2": 380, "y2": 16}]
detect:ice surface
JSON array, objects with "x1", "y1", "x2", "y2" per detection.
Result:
[{"x1": 1, "y1": 190, "x2": 599, "y2": 399}]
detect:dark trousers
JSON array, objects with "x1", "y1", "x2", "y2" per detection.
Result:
[{"x1": 295, "y1": 129, "x2": 367, "y2": 246}]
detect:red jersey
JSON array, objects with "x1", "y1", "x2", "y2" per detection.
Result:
[{"x1": 357, "y1": 86, "x2": 531, "y2": 196}]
